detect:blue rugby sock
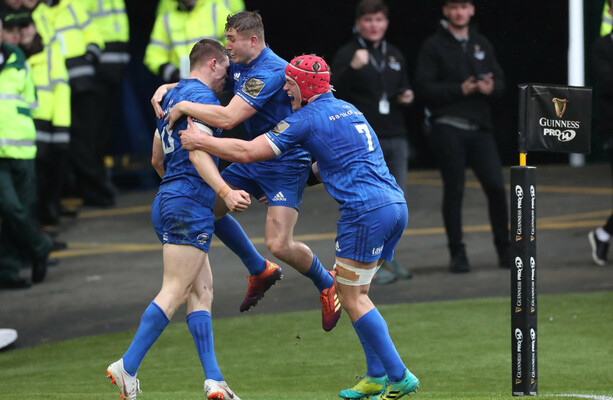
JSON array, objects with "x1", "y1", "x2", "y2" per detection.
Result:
[
  {"x1": 354, "y1": 308, "x2": 406, "y2": 382},
  {"x1": 214, "y1": 215, "x2": 266, "y2": 275},
  {"x1": 187, "y1": 311, "x2": 223, "y2": 381},
  {"x1": 122, "y1": 301, "x2": 169, "y2": 376},
  {"x1": 303, "y1": 254, "x2": 333, "y2": 292},
  {"x1": 352, "y1": 321, "x2": 386, "y2": 378}
]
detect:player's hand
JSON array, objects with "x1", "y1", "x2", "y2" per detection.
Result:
[
  {"x1": 151, "y1": 84, "x2": 170, "y2": 119},
  {"x1": 461, "y1": 76, "x2": 479, "y2": 96},
  {"x1": 476, "y1": 73, "x2": 494, "y2": 95},
  {"x1": 397, "y1": 89, "x2": 414, "y2": 105},
  {"x1": 350, "y1": 49, "x2": 369, "y2": 70},
  {"x1": 178, "y1": 117, "x2": 201, "y2": 151},
  {"x1": 223, "y1": 189, "x2": 251, "y2": 212},
  {"x1": 166, "y1": 101, "x2": 186, "y2": 130}
]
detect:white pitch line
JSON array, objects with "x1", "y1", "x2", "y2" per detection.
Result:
[{"x1": 556, "y1": 395, "x2": 613, "y2": 400}]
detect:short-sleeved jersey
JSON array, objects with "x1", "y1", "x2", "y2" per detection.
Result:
[
  {"x1": 265, "y1": 92, "x2": 405, "y2": 218},
  {"x1": 227, "y1": 45, "x2": 310, "y2": 164},
  {"x1": 156, "y1": 78, "x2": 223, "y2": 209}
]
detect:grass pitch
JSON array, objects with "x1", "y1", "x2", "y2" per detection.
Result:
[{"x1": 1, "y1": 291, "x2": 611, "y2": 400}]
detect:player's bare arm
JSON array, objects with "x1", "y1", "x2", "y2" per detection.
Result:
[
  {"x1": 151, "y1": 82, "x2": 178, "y2": 118},
  {"x1": 180, "y1": 117, "x2": 275, "y2": 164},
  {"x1": 151, "y1": 130, "x2": 165, "y2": 178},
  {"x1": 188, "y1": 149, "x2": 251, "y2": 212},
  {"x1": 167, "y1": 94, "x2": 257, "y2": 130}
]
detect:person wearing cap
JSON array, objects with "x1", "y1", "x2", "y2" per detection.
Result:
[
  {"x1": 415, "y1": 0, "x2": 510, "y2": 273},
  {"x1": 152, "y1": 11, "x2": 341, "y2": 333},
  {"x1": 177, "y1": 54, "x2": 420, "y2": 400},
  {"x1": 332, "y1": 0, "x2": 413, "y2": 285}
]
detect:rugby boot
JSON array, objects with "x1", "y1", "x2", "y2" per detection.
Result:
[
  {"x1": 204, "y1": 379, "x2": 241, "y2": 400},
  {"x1": 106, "y1": 359, "x2": 141, "y2": 400},
  {"x1": 240, "y1": 260, "x2": 283, "y2": 312},
  {"x1": 373, "y1": 369, "x2": 419, "y2": 400},
  {"x1": 339, "y1": 375, "x2": 387, "y2": 399},
  {"x1": 320, "y1": 270, "x2": 342, "y2": 331}
]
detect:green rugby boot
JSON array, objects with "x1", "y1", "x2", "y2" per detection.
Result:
[
  {"x1": 373, "y1": 369, "x2": 419, "y2": 399},
  {"x1": 339, "y1": 375, "x2": 387, "y2": 399}
]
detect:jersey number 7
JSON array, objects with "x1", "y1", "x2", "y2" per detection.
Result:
[{"x1": 355, "y1": 123, "x2": 374, "y2": 152}]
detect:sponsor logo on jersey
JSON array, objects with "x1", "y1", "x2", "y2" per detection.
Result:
[
  {"x1": 271, "y1": 120, "x2": 290, "y2": 136},
  {"x1": 243, "y1": 77, "x2": 265, "y2": 99}
]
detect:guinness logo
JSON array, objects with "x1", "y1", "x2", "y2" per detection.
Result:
[{"x1": 552, "y1": 97, "x2": 569, "y2": 118}]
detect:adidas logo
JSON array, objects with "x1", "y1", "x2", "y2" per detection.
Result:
[{"x1": 271, "y1": 191, "x2": 286, "y2": 202}]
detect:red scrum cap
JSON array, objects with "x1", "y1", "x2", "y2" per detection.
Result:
[{"x1": 285, "y1": 55, "x2": 331, "y2": 104}]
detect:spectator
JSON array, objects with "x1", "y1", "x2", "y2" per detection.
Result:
[
  {"x1": 588, "y1": 5, "x2": 613, "y2": 266},
  {"x1": 415, "y1": 0, "x2": 510, "y2": 273},
  {"x1": 331, "y1": 0, "x2": 413, "y2": 284},
  {"x1": 0, "y1": 15, "x2": 53, "y2": 289}
]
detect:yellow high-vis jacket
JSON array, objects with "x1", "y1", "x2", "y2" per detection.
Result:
[
  {"x1": 144, "y1": 0, "x2": 231, "y2": 82},
  {"x1": 156, "y1": 0, "x2": 244, "y2": 16},
  {"x1": 0, "y1": 44, "x2": 38, "y2": 160},
  {"x1": 81, "y1": 0, "x2": 130, "y2": 83},
  {"x1": 602, "y1": 2, "x2": 612, "y2": 36},
  {"x1": 27, "y1": 41, "x2": 71, "y2": 154},
  {"x1": 32, "y1": 0, "x2": 104, "y2": 91}
]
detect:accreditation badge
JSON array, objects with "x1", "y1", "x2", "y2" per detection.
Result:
[{"x1": 379, "y1": 97, "x2": 390, "y2": 115}]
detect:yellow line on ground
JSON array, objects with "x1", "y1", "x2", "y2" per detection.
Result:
[
  {"x1": 78, "y1": 205, "x2": 151, "y2": 219},
  {"x1": 50, "y1": 217, "x2": 607, "y2": 259}
]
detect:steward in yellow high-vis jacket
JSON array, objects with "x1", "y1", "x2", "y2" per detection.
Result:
[
  {"x1": 82, "y1": 0, "x2": 129, "y2": 84},
  {"x1": 0, "y1": 29, "x2": 53, "y2": 289},
  {"x1": 21, "y1": 15, "x2": 71, "y2": 225},
  {"x1": 34, "y1": 0, "x2": 115, "y2": 207},
  {"x1": 145, "y1": 0, "x2": 231, "y2": 82}
]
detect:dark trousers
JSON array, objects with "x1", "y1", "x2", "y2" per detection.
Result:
[
  {"x1": 0, "y1": 159, "x2": 52, "y2": 280},
  {"x1": 379, "y1": 137, "x2": 409, "y2": 196},
  {"x1": 603, "y1": 147, "x2": 613, "y2": 234},
  {"x1": 429, "y1": 123, "x2": 510, "y2": 257},
  {"x1": 70, "y1": 88, "x2": 113, "y2": 202}
]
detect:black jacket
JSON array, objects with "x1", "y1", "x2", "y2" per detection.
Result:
[
  {"x1": 331, "y1": 37, "x2": 411, "y2": 139},
  {"x1": 591, "y1": 34, "x2": 613, "y2": 140},
  {"x1": 415, "y1": 22, "x2": 504, "y2": 130}
]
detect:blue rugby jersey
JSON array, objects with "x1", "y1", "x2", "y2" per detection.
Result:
[
  {"x1": 264, "y1": 92, "x2": 405, "y2": 218},
  {"x1": 156, "y1": 78, "x2": 223, "y2": 207},
  {"x1": 228, "y1": 46, "x2": 310, "y2": 164}
]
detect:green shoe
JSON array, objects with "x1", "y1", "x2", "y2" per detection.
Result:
[
  {"x1": 373, "y1": 369, "x2": 419, "y2": 399},
  {"x1": 339, "y1": 375, "x2": 387, "y2": 399}
]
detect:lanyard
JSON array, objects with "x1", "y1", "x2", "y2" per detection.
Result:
[
  {"x1": 357, "y1": 37, "x2": 389, "y2": 103},
  {"x1": 357, "y1": 37, "x2": 388, "y2": 73}
]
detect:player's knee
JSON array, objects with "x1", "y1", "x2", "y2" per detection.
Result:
[{"x1": 265, "y1": 237, "x2": 290, "y2": 259}]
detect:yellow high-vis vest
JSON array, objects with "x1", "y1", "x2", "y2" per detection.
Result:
[
  {"x1": 602, "y1": 2, "x2": 612, "y2": 36},
  {"x1": 27, "y1": 42, "x2": 71, "y2": 151},
  {"x1": 156, "y1": 0, "x2": 245, "y2": 17},
  {"x1": 0, "y1": 44, "x2": 38, "y2": 160},
  {"x1": 144, "y1": 0, "x2": 231, "y2": 82},
  {"x1": 32, "y1": 0, "x2": 104, "y2": 89}
]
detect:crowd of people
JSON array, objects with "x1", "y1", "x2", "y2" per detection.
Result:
[{"x1": 2, "y1": 0, "x2": 612, "y2": 398}]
